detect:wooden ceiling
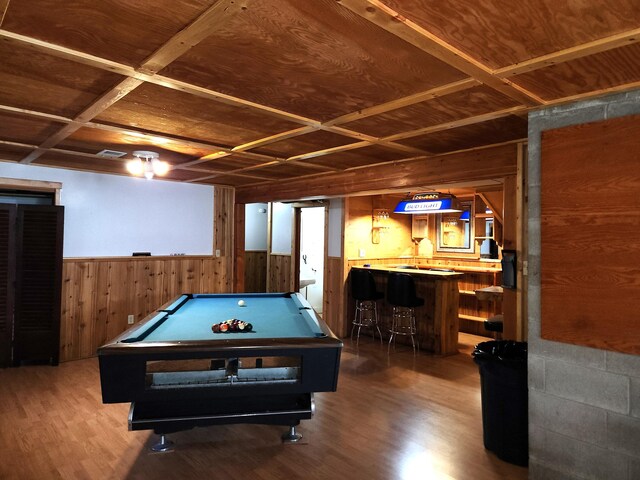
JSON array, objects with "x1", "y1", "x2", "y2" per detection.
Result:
[{"x1": 1, "y1": 0, "x2": 639, "y2": 193}]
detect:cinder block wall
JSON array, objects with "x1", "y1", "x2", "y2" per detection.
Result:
[{"x1": 528, "y1": 90, "x2": 640, "y2": 480}]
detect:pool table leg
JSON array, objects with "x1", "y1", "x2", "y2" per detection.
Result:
[
  {"x1": 281, "y1": 424, "x2": 303, "y2": 443},
  {"x1": 151, "y1": 434, "x2": 174, "y2": 452}
]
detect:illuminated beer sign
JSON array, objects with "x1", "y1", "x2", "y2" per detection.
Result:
[{"x1": 393, "y1": 193, "x2": 461, "y2": 214}]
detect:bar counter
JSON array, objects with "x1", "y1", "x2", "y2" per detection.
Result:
[{"x1": 350, "y1": 265, "x2": 462, "y2": 355}]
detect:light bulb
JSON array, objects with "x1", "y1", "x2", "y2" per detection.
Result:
[
  {"x1": 126, "y1": 159, "x2": 144, "y2": 176},
  {"x1": 152, "y1": 159, "x2": 170, "y2": 176}
]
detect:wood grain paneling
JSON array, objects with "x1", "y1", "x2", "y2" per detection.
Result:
[
  {"x1": 267, "y1": 254, "x2": 292, "y2": 293},
  {"x1": 513, "y1": 43, "x2": 640, "y2": 101},
  {"x1": 0, "y1": 40, "x2": 124, "y2": 118},
  {"x1": 2, "y1": 0, "x2": 217, "y2": 66},
  {"x1": 383, "y1": 0, "x2": 640, "y2": 69},
  {"x1": 343, "y1": 85, "x2": 519, "y2": 137},
  {"x1": 161, "y1": 0, "x2": 467, "y2": 122},
  {"x1": 244, "y1": 251, "x2": 267, "y2": 293},
  {"x1": 541, "y1": 114, "x2": 640, "y2": 354},
  {"x1": 214, "y1": 186, "x2": 234, "y2": 292},
  {"x1": 236, "y1": 143, "x2": 518, "y2": 203},
  {"x1": 95, "y1": 83, "x2": 301, "y2": 147},
  {"x1": 324, "y1": 256, "x2": 346, "y2": 337},
  {"x1": 60, "y1": 256, "x2": 230, "y2": 362}
]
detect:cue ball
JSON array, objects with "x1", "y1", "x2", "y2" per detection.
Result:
[{"x1": 238, "y1": 300, "x2": 246, "y2": 307}]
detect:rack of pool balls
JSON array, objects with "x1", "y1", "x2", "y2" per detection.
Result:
[{"x1": 211, "y1": 318, "x2": 253, "y2": 333}]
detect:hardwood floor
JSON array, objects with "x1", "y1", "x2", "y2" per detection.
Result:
[{"x1": 0, "y1": 333, "x2": 528, "y2": 480}]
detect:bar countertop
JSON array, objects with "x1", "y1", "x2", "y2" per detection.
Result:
[{"x1": 352, "y1": 264, "x2": 464, "y2": 279}]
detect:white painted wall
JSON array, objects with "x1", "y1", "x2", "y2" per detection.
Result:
[
  {"x1": 271, "y1": 202, "x2": 292, "y2": 254},
  {"x1": 299, "y1": 207, "x2": 324, "y2": 313},
  {"x1": 0, "y1": 163, "x2": 214, "y2": 257},
  {"x1": 244, "y1": 203, "x2": 268, "y2": 251},
  {"x1": 328, "y1": 197, "x2": 343, "y2": 257}
]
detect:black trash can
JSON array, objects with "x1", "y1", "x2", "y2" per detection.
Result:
[{"x1": 472, "y1": 340, "x2": 528, "y2": 466}]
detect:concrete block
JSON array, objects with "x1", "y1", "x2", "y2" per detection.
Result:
[
  {"x1": 530, "y1": 426, "x2": 628, "y2": 480},
  {"x1": 545, "y1": 359, "x2": 628, "y2": 413},
  {"x1": 528, "y1": 355, "x2": 545, "y2": 391},
  {"x1": 530, "y1": 340, "x2": 605, "y2": 371},
  {"x1": 631, "y1": 378, "x2": 640, "y2": 419},
  {"x1": 606, "y1": 101, "x2": 640, "y2": 120},
  {"x1": 629, "y1": 456, "x2": 640, "y2": 480},
  {"x1": 529, "y1": 390, "x2": 606, "y2": 446},
  {"x1": 607, "y1": 412, "x2": 640, "y2": 458},
  {"x1": 529, "y1": 461, "x2": 584, "y2": 480},
  {"x1": 606, "y1": 350, "x2": 640, "y2": 378}
]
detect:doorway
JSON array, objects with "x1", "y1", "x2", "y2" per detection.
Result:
[{"x1": 297, "y1": 206, "x2": 325, "y2": 315}]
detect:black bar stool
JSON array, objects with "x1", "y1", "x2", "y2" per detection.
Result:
[
  {"x1": 350, "y1": 269, "x2": 384, "y2": 344},
  {"x1": 387, "y1": 272, "x2": 424, "y2": 352}
]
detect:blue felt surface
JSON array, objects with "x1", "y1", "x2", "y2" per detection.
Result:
[{"x1": 136, "y1": 294, "x2": 323, "y2": 342}]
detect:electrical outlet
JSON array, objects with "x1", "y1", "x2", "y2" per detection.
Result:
[
  {"x1": 215, "y1": 249, "x2": 221, "y2": 257},
  {"x1": 127, "y1": 314, "x2": 135, "y2": 325},
  {"x1": 359, "y1": 248, "x2": 365, "y2": 258}
]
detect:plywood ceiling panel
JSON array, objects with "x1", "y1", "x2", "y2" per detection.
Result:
[
  {"x1": 254, "y1": 130, "x2": 356, "y2": 158},
  {"x1": 2, "y1": 0, "x2": 218, "y2": 66},
  {"x1": 306, "y1": 144, "x2": 406, "y2": 170},
  {"x1": 256, "y1": 162, "x2": 330, "y2": 179},
  {"x1": 94, "y1": 83, "x2": 301, "y2": 147},
  {"x1": 383, "y1": 0, "x2": 640, "y2": 68},
  {"x1": 0, "y1": 145, "x2": 33, "y2": 162},
  {"x1": 342, "y1": 85, "x2": 520, "y2": 137},
  {"x1": 34, "y1": 152, "x2": 127, "y2": 175},
  {"x1": 0, "y1": 0, "x2": 638, "y2": 192},
  {"x1": 399, "y1": 116, "x2": 527, "y2": 154},
  {"x1": 160, "y1": 0, "x2": 468, "y2": 121},
  {"x1": 0, "y1": 111, "x2": 65, "y2": 144},
  {"x1": 186, "y1": 157, "x2": 264, "y2": 173},
  {"x1": 59, "y1": 127, "x2": 216, "y2": 159},
  {"x1": 0, "y1": 40, "x2": 124, "y2": 118},
  {"x1": 512, "y1": 43, "x2": 640, "y2": 101}
]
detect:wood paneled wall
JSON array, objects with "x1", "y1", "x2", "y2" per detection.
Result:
[
  {"x1": 59, "y1": 256, "x2": 230, "y2": 362},
  {"x1": 541, "y1": 114, "x2": 640, "y2": 354},
  {"x1": 267, "y1": 254, "x2": 292, "y2": 293},
  {"x1": 214, "y1": 186, "x2": 234, "y2": 290},
  {"x1": 323, "y1": 256, "x2": 346, "y2": 337},
  {"x1": 244, "y1": 251, "x2": 267, "y2": 293}
]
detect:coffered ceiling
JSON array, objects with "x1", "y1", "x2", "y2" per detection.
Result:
[{"x1": 0, "y1": 0, "x2": 638, "y2": 192}]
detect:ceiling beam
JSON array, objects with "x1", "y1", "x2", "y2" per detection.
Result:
[
  {"x1": 0, "y1": 1, "x2": 10, "y2": 28},
  {"x1": 0, "y1": 104, "x2": 73, "y2": 124},
  {"x1": 137, "y1": 0, "x2": 251, "y2": 74},
  {"x1": 20, "y1": 77, "x2": 144, "y2": 164},
  {"x1": 323, "y1": 78, "x2": 480, "y2": 126},
  {"x1": 0, "y1": 30, "x2": 137, "y2": 77},
  {"x1": 337, "y1": 0, "x2": 545, "y2": 106},
  {"x1": 494, "y1": 28, "x2": 640, "y2": 78},
  {"x1": 382, "y1": 106, "x2": 528, "y2": 143}
]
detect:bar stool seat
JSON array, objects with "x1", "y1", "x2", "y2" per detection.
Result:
[
  {"x1": 350, "y1": 269, "x2": 384, "y2": 344},
  {"x1": 387, "y1": 272, "x2": 424, "y2": 352}
]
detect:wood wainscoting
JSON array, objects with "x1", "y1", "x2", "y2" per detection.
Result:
[
  {"x1": 60, "y1": 256, "x2": 231, "y2": 362},
  {"x1": 267, "y1": 254, "x2": 291, "y2": 293},
  {"x1": 244, "y1": 251, "x2": 267, "y2": 293},
  {"x1": 324, "y1": 256, "x2": 346, "y2": 338}
]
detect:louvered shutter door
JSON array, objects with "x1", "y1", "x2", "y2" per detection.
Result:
[
  {"x1": 14, "y1": 205, "x2": 64, "y2": 365},
  {"x1": 0, "y1": 205, "x2": 16, "y2": 367}
]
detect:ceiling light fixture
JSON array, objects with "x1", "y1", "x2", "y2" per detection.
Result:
[{"x1": 125, "y1": 151, "x2": 170, "y2": 180}]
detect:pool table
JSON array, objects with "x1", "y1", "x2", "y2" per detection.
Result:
[{"x1": 98, "y1": 292, "x2": 342, "y2": 439}]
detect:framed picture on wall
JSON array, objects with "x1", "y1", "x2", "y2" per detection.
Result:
[{"x1": 436, "y1": 200, "x2": 474, "y2": 253}]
